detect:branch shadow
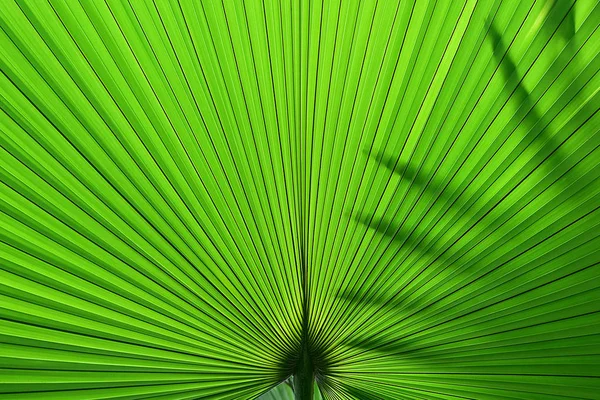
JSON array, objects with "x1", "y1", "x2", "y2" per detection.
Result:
[
  {"x1": 485, "y1": 0, "x2": 591, "y2": 185},
  {"x1": 328, "y1": 4, "x2": 595, "y2": 396}
]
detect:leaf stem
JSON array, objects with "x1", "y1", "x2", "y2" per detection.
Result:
[{"x1": 294, "y1": 341, "x2": 314, "y2": 400}]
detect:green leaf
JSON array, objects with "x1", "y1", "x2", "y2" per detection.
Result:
[{"x1": 0, "y1": 0, "x2": 598, "y2": 399}]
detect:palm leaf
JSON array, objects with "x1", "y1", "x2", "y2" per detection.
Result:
[{"x1": 0, "y1": 0, "x2": 598, "y2": 399}]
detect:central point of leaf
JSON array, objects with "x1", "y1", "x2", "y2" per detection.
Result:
[
  {"x1": 291, "y1": 335, "x2": 329, "y2": 399},
  {"x1": 293, "y1": 341, "x2": 314, "y2": 399}
]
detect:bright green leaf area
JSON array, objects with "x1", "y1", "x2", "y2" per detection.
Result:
[
  {"x1": 0, "y1": 0, "x2": 599, "y2": 399},
  {"x1": 258, "y1": 382, "x2": 294, "y2": 400}
]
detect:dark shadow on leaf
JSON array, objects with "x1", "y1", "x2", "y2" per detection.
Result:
[
  {"x1": 330, "y1": 4, "x2": 593, "y2": 391},
  {"x1": 485, "y1": 0, "x2": 585, "y2": 185},
  {"x1": 370, "y1": 150, "x2": 427, "y2": 187}
]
